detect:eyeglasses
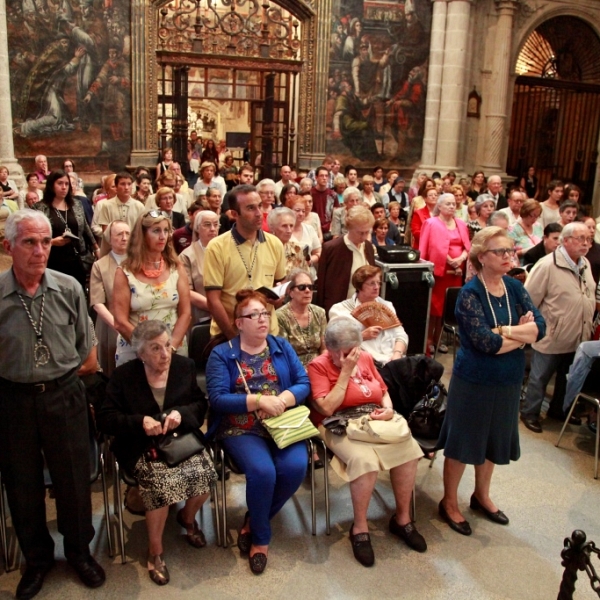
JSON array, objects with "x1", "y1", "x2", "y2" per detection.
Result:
[
  {"x1": 364, "y1": 280, "x2": 382, "y2": 288},
  {"x1": 200, "y1": 221, "x2": 220, "y2": 229},
  {"x1": 292, "y1": 284, "x2": 316, "y2": 291},
  {"x1": 239, "y1": 310, "x2": 270, "y2": 320},
  {"x1": 486, "y1": 248, "x2": 517, "y2": 257},
  {"x1": 569, "y1": 236, "x2": 593, "y2": 245}
]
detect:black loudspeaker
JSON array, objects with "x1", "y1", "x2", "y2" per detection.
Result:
[{"x1": 377, "y1": 260, "x2": 434, "y2": 355}]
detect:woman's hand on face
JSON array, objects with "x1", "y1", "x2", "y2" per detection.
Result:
[
  {"x1": 162, "y1": 410, "x2": 181, "y2": 434},
  {"x1": 340, "y1": 346, "x2": 361, "y2": 375},
  {"x1": 362, "y1": 326, "x2": 382, "y2": 341},
  {"x1": 143, "y1": 416, "x2": 163, "y2": 436},
  {"x1": 370, "y1": 407, "x2": 394, "y2": 421},
  {"x1": 259, "y1": 395, "x2": 287, "y2": 417},
  {"x1": 519, "y1": 311, "x2": 534, "y2": 325}
]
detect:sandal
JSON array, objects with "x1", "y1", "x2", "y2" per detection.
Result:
[
  {"x1": 147, "y1": 552, "x2": 169, "y2": 585},
  {"x1": 176, "y1": 509, "x2": 207, "y2": 548}
]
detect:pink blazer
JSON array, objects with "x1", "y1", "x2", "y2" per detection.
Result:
[{"x1": 419, "y1": 216, "x2": 471, "y2": 277}]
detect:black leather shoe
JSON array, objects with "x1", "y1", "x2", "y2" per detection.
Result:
[
  {"x1": 388, "y1": 516, "x2": 427, "y2": 552},
  {"x1": 16, "y1": 563, "x2": 55, "y2": 600},
  {"x1": 249, "y1": 552, "x2": 267, "y2": 575},
  {"x1": 349, "y1": 524, "x2": 374, "y2": 567},
  {"x1": 520, "y1": 415, "x2": 543, "y2": 433},
  {"x1": 438, "y1": 501, "x2": 472, "y2": 536},
  {"x1": 67, "y1": 555, "x2": 105, "y2": 588},
  {"x1": 237, "y1": 511, "x2": 252, "y2": 555},
  {"x1": 470, "y1": 494, "x2": 509, "y2": 525}
]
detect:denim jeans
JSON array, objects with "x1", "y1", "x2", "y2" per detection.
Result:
[
  {"x1": 562, "y1": 341, "x2": 600, "y2": 412},
  {"x1": 521, "y1": 350, "x2": 575, "y2": 418}
]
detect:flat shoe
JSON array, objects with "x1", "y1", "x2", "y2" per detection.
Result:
[
  {"x1": 438, "y1": 344, "x2": 449, "y2": 354},
  {"x1": 469, "y1": 495, "x2": 509, "y2": 525},
  {"x1": 388, "y1": 515, "x2": 427, "y2": 552},
  {"x1": 438, "y1": 501, "x2": 472, "y2": 536},
  {"x1": 176, "y1": 509, "x2": 207, "y2": 548},
  {"x1": 520, "y1": 415, "x2": 543, "y2": 433},
  {"x1": 249, "y1": 552, "x2": 267, "y2": 575},
  {"x1": 16, "y1": 562, "x2": 55, "y2": 600},
  {"x1": 147, "y1": 552, "x2": 170, "y2": 586},
  {"x1": 349, "y1": 523, "x2": 374, "y2": 567},
  {"x1": 237, "y1": 511, "x2": 252, "y2": 555}
]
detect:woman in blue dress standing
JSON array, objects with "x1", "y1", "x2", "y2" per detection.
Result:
[{"x1": 437, "y1": 227, "x2": 545, "y2": 535}]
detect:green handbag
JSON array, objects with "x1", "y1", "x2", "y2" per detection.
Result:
[{"x1": 261, "y1": 405, "x2": 319, "y2": 449}]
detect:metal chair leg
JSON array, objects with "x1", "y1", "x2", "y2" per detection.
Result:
[
  {"x1": 113, "y1": 458, "x2": 127, "y2": 564},
  {"x1": 99, "y1": 448, "x2": 114, "y2": 558},
  {"x1": 428, "y1": 450, "x2": 438, "y2": 469},
  {"x1": 410, "y1": 485, "x2": 416, "y2": 522},
  {"x1": 206, "y1": 445, "x2": 222, "y2": 547},
  {"x1": 218, "y1": 445, "x2": 228, "y2": 549},
  {"x1": 556, "y1": 395, "x2": 580, "y2": 447},
  {"x1": 0, "y1": 473, "x2": 9, "y2": 573},
  {"x1": 308, "y1": 439, "x2": 316, "y2": 536},
  {"x1": 311, "y1": 437, "x2": 330, "y2": 535}
]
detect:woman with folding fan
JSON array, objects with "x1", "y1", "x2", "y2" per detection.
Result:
[{"x1": 329, "y1": 265, "x2": 408, "y2": 367}]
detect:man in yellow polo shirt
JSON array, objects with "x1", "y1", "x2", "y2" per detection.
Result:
[{"x1": 205, "y1": 185, "x2": 286, "y2": 339}]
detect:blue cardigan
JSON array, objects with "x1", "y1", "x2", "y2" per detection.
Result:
[{"x1": 205, "y1": 334, "x2": 311, "y2": 439}]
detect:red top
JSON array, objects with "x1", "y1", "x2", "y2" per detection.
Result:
[{"x1": 307, "y1": 351, "x2": 387, "y2": 426}]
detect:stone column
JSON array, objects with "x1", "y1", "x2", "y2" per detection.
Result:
[
  {"x1": 419, "y1": 0, "x2": 448, "y2": 168},
  {"x1": 297, "y1": 0, "x2": 331, "y2": 169},
  {"x1": 481, "y1": 0, "x2": 518, "y2": 172},
  {"x1": 435, "y1": 0, "x2": 472, "y2": 170},
  {"x1": 0, "y1": 0, "x2": 24, "y2": 185},
  {"x1": 129, "y1": 0, "x2": 157, "y2": 167}
]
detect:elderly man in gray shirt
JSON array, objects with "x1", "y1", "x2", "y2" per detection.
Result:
[{"x1": 0, "y1": 210, "x2": 105, "y2": 599}]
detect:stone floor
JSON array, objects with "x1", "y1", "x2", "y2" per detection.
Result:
[{"x1": 1, "y1": 351, "x2": 599, "y2": 600}]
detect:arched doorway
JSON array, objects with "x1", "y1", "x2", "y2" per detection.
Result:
[
  {"x1": 155, "y1": 0, "x2": 307, "y2": 180},
  {"x1": 507, "y1": 16, "x2": 600, "y2": 204}
]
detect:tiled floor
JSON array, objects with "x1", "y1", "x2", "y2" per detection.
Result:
[{"x1": 1, "y1": 352, "x2": 599, "y2": 599}]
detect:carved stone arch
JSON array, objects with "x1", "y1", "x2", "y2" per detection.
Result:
[
  {"x1": 130, "y1": 0, "x2": 322, "y2": 168},
  {"x1": 511, "y1": 4, "x2": 600, "y2": 77}
]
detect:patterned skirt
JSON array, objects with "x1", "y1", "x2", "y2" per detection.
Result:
[{"x1": 133, "y1": 448, "x2": 217, "y2": 511}]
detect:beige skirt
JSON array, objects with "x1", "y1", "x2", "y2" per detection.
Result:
[{"x1": 319, "y1": 422, "x2": 424, "y2": 482}]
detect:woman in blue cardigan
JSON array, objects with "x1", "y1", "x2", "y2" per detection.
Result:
[{"x1": 206, "y1": 289, "x2": 310, "y2": 575}]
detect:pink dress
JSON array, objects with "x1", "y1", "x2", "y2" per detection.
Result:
[{"x1": 431, "y1": 227, "x2": 463, "y2": 317}]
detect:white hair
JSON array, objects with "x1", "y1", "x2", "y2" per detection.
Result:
[
  {"x1": 131, "y1": 320, "x2": 171, "y2": 356},
  {"x1": 560, "y1": 221, "x2": 587, "y2": 243},
  {"x1": 324, "y1": 317, "x2": 362, "y2": 351},
  {"x1": 192, "y1": 210, "x2": 219, "y2": 235},
  {"x1": 4, "y1": 209, "x2": 51, "y2": 246},
  {"x1": 267, "y1": 206, "x2": 295, "y2": 231},
  {"x1": 432, "y1": 193, "x2": 455, "y2": 216},
  {"x1": 256, "y1": 179, "x2": 276, "y2": 193},
  {"x1": 343, "y1": 186, "x2": 361, "y2": 202}
]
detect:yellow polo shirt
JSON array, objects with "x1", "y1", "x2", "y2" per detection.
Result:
[{"x1": 204, "y1": 225, "x2": 286, "y2": 336}]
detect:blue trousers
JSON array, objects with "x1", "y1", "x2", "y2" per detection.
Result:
[
  {"x1": 521, "y1": 350, "x2": 575, "y2": 418},
  {"x1": 563, "y1": 341, "x2": 600, "y2": 412},
  {"x1": 222, "y1": 434, "x2": 307, "y2": 545}
]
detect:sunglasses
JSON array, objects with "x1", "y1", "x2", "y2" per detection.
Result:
[
  {"x1": 145, "y1": 210, "x2": 163, "y2": 218},
  {"x1": 292, "y1": 284, "x2": 316, "y2": 291}
]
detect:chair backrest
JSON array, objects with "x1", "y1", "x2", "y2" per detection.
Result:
[
  {"x1": 442, "y1": 287, "x2": 461, "y2": 328},
  {"x1": 582, "y1": 357, "x2": 600, "y2": 398},
  {"x1": 189, "y1": 322, "x2": 212, "y2": 371}
]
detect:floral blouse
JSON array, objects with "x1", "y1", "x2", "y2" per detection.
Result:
[{"x1": 276, "y1": 304, "x2": 327, "y2": 366}]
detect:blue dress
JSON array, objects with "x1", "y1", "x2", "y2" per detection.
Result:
[{"x1": 437, "y1": 276, "x2": 546, "y2": 465}]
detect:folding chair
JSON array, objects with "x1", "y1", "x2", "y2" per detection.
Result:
[{"x1": 556, "y1": 357, "x2": 600, "y2": 479}]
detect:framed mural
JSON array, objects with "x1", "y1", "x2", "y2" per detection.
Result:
[
  {"x1": 327, "y1": 0, "x2": 431, "y2": 168},
  {"x1": 7, "y1": 0, "x2": 132, "y2": 171}
]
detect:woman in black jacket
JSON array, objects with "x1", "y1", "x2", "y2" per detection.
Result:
[{"x1": 97, "y1": 320, "x2": 216, "y2": 586}]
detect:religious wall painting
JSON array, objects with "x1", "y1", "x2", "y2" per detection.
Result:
[
  {"x1": 326, "y1": 0, "x2": 431, "y2": 169},
  {"x1": 7, "y1": 0, "x2": 132, "y2": 172}
]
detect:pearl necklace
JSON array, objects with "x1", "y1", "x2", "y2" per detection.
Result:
[{"x1": 479, "y1": 273, "x2": 511, "y2": 329}]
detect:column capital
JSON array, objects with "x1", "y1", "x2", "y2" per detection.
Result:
[{"x1": 495, "y1": 0, "x2": 519, "y2": 15}]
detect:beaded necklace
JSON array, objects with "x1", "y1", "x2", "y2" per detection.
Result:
[
  {"x1": 479, "y1": 273, "x2": 511, "y2": 328},
  {"x1": 142, "y1": 257, "x2": 164, "y2": 278},
  {"x1": 232, "y1": 232, "x2": 259, "y2": 283}
]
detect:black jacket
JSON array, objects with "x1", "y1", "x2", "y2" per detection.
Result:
[
  {"x1": 97, "y1": 355, "x2": 207, "y2": 472},
  {"x1": 522, "y1": 241, "x2": 547, "y2": 268}
]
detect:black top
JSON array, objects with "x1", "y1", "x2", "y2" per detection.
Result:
[
  {"x1": 522, "y1": 241, "x2": 547, "y2": 268},
  {"x1": 97, "y1": 355, "x2": 207, "y2": 472}
]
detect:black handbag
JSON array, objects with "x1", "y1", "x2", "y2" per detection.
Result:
[
  {"x1": 156, "y1": 413, "x2": 204, "y2": 467},
  {"x1": 407, "y1": 380, "x2": 447, "y2": 440}
]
